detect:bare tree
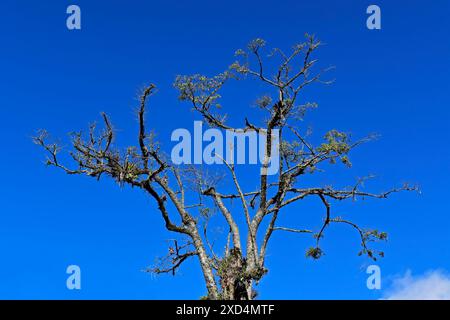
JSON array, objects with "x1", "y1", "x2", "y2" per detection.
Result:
[{"x1": 34, "y1": 35, "x2": 417, "y2": 300}]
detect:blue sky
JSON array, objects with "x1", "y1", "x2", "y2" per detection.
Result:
[{"x1": 0, "y1": 0, "x2": 449, "y2": 299}]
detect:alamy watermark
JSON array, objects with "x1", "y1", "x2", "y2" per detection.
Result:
[
  {"x1": 171, "y1": 121, "x2": 280, "y2": 175},
  {"x1": 66, "y1": 5, "x2": 81, "y2": 30},
  {"x1": 66, "y1": 265, "x2": 81, "y2": 290},
  {"x1": 366, "y1": 5, "x2": 381, "y2": 30},
  {"x1": 366, "y1": 265, "x2": 381, "y2": 290}
]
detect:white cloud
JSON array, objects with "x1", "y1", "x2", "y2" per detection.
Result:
[{"x1": 383, "y1": 269, "x2": 450, "y2": 300}]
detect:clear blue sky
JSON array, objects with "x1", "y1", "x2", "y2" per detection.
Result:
[{"x1": 0, "y1": 0, "x2": 449, "y2": 299}]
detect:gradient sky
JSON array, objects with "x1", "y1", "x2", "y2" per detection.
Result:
[{"x1": 0, "y1": 0, "x2": 449, "y2": 299}]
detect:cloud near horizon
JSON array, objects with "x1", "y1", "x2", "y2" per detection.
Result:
[{"x1": 383, "y1": 270, "x2": 450, "y2": 300}]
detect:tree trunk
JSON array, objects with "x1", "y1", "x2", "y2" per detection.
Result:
[{"x1": 217, "y1": 248, "x2": 255, "y2": 300}]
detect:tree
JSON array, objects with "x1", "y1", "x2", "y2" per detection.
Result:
[{"x1": 34, "y1": 35, "x2": 416, "y2": 300}]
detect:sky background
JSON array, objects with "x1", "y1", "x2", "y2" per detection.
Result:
[{"x1": 0, "y1": 0, "x2": 449, "y2": 299}]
